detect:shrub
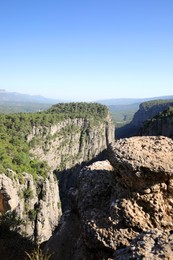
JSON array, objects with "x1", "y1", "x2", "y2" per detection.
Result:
[{"x1": 25, "y1": 245, "x2": 53, "y2": 260}]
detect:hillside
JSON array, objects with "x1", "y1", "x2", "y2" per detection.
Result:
[
  {"x1": 116, "y1": 99, "x2": 173, "y2": 138},
  {"x1": 139, "y1": 106, "x2": 173, "y2": 138},
  {"x1": 99, "y1": 96, "x2": 173, "y2": 127},
  {"x1": 109, "y1": 103, "x2": 140, "y2": 126}
]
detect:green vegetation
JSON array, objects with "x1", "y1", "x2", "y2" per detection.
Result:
[
  {"x1": 109, "y1": 103, "x2": 139, "y2": 127},
  {"x1": 141, "y1": 99, "x2": 173, "y2": 110},
  {"x1": 0, "y1": 102, "x2": 108, "y2": 178},
  {"x1": 0, "y1": 210, "x2": 23, "y2": 233},
  {"x1": 111, "y1": 109, "x2": 137, "y2": 127},
  {"x1": 141, "y1": 106, "x2": 173, "y2": 138},
  {"x1": 155, "y1": 106, "x2": 173, "y2": 118},
  {"x1": 143, "y1": 106, "x2": 173, "y2": 126},
  {"x1": 0, "y1": 102, "x2": 51, "y2": 114},
  {"x1": 0, "y1": 112, "x2": 50, "y2": 179},
  {"x1": 25, "y1": 245, "x2": 53, "y2": 260},
  {"x1": 48, "y1": 102, "x2": 108, "y2": 121}
]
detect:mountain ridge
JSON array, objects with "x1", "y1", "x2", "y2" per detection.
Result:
[
  {"x1": 1, "y1": 90, "x2": 173, "y2": 105},
  {"x1": 97, "y1": 95, "x2": 173, "y2": 105}
]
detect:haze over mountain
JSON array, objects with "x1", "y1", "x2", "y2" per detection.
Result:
[
  {"x1": 1, "y1": 89, "x2": 173, "y2": 106},
  {"x1": 97, "y1": 96, "x2": 173, "y2": 106},
  {"x1": 0, "y1": 89, "x2": 62, "y2": 104}
]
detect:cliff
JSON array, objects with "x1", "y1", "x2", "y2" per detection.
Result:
[
  {"x1": 139, "y1": 106, "x2": 173, "y2": 138},
  {"x1": 116, "y1": 99, "x2": 173, "y2": 138},
  {"x1": 0, "y1": 170, "x2": 61, "y2": 243},
  {"x1": 28, "y1": 114, "x2": 114, "y2": 171},
  {"x1": 132, "y1": 100, "x2": 173, "y2": 127},
  {"x1": 45, "y1": 136, "x2": 173, "y2": 259}
]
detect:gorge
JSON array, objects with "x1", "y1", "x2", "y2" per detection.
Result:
[
  {"x1": 1, "y1": 101, "x2": 173, "y2": 259},
  {"x1": 0, "y1": 102, "x2": 115, "y2": 258}
]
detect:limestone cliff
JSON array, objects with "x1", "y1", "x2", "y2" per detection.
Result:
[
  {"x1": 28, "y1": 114, "x2": 114, "y2": 171},
  {"x1": 132, "y1": 100, "x2": 173, "y2": 128},
  {"x1": 116, "y1": 99, "x2": 173, "y2": 138},
  {"x1": 0, "y1": 170, "x2": 61, "y2": 243},
  {"x1": 45, "y1": 136, "x2": 173, "y2": 259},
  {"x1": 139, "y1": 106, "x2": 173, "y2": 138}
]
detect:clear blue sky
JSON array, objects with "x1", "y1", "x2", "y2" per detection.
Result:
[{"x1": 0, "y1": 0, "x2": 173, "y2": 101}]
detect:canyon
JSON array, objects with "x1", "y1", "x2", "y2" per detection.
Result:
[
  {"x1": 0, "y1": 103, "x2": 114, "y2": 246},
  {"x1": 1, "y1": 101, "x2": 173, "y2": 259}
]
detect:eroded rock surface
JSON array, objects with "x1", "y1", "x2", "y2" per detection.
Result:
[
  {"x1": 108, "y1": 136, "x2": 173, "y2": 191},
  {"x1": 114, "y1": 230, "x2": 173, "y2": 260},
  {"x1": 46, "y1": 136, "x2": 173, "y2": 259},
  {"x1": 29, "y1": 114, "x2": 114, "y2": 171},
  {"x1": 0, "y1": 170, "x2": 61, "y2": 243}
]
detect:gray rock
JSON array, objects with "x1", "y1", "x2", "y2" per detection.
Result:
[
  {"x1": 47, "y1": 136, "x2": 173, "y2": 259},
  {"x1": 0, "y1": 171, "x2": 61, "y2": 243}
]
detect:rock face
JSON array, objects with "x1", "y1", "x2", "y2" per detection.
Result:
[
  {"x1": 28, "y1": 114, "x2": 114, "y2": 171},
  {"x1": 132, "y1": 101, "x2": 173, "y2": 128},
  {"x1": 139, "y1": 107, "x2": 173, "y2": 138},
  {"x1": 116, "y1": 100, "x2": 173, "y2": 138},
  {"x1": 0, "y1": 170, "x2": 61, "y2": 243},
  {"x1": 114, "y1": 230, "x2": 173, "y2": 259},
  {"x1": 45, "y1": 136, "x2": 173, "y2": 259}
]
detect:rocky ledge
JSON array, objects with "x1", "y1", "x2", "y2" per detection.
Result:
[{"x1": 45, "y1": 136, "x2": 173, "y2": 259}]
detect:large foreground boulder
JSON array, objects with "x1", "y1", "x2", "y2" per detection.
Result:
[
  {"x1": 45, "y1": 136, "x2": 173, "y2": 259},
  {"x1": 108, "y1": 136, "x2": 173, "y2": 191}
]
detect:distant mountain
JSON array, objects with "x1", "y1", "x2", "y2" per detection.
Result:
[
  {"x1": 97, "y1": 96, "x2": 173, "y2": 106},
  {"x1": 0, "y1": 90, "x2": 62, "y2": 104},
  {"x1": 0, "y1": 90, "x2": 66, "y2": 113}
]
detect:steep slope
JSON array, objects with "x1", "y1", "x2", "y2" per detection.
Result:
[
  {"x1": 116, "y1": 99, "x2": 173, "y2": 138},
  {"x1": 29, "y1": 115, "x2": 114, "y2": 171},
  {"x1": 0, "y1": 170, "x2": 61, "y2": 243},
  {"x1": 45, "y1": 136, "x2": 173, "y2": 259},
  {"x1": 139, "y1": 106, "x2": 173, "y2": 138}
]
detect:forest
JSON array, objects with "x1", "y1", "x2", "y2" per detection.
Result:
[{"x1": 0, "y1": 102, "x2": 108, "y2": 179}]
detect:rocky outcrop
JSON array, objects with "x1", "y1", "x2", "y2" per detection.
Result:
[
  {"x1": 114, "y1": 230, "x2": 173, "y2": 259},
  {"x1": 28, "y1": 114, "x2": 114, "y2": 170},
  {"x1": 0, "y1": 170, "x2": 61, "y2": 243},
  {"x1": 45, "y1": 136, "x2": 173, "y2": 259}
]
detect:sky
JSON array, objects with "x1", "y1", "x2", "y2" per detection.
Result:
[{"x1": 0, "y1": 0, "x2": 173, "y2": 101}]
